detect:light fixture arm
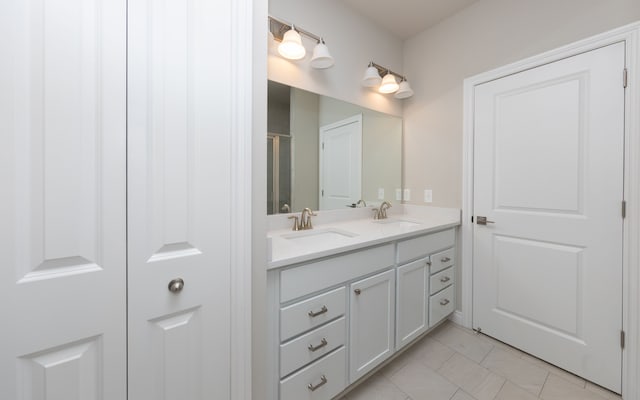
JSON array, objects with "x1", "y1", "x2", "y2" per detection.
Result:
[
  {"x1": 369, "y1": 61, "x2": 407, "y2": 82},
  {"x1": 269, "y1": 16, "x2": 322, "y2": 43}
]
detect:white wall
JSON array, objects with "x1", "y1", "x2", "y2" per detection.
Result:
[
  {"x1": 268, "y1": 0, "x2": 404, "y2": 117},
  {"x1": 402, "y1": 0, "x2": 640, "y2": 208},
  {"x1": 290, "y1": 88, "x2": 320, "y2": 211}
]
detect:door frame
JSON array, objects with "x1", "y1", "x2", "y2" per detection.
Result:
[{"x1": 461, "y1": 22, "x2": 640, "y2": 398}]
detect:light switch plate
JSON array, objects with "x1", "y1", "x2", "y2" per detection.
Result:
[
  {"x1": 403, "y1": 189, "x2": 411, "y2": 201},
  {"x1": 424, "y1": 189, "x2": 433, "y2": 203},
  {"x1": 395, "y1": 189, "x2": 402, "y2": 201},
  {"x1": 378, "y1": 188, "x2": 385, "y2": 200}
]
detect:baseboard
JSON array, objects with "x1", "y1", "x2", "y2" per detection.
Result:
[{"x1": 448, "y1": 310, "x2": 465, "y2": 327}]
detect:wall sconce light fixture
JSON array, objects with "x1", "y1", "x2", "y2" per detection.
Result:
[
  {"x1": 269, "y1": 16, "x2": 334, "y2": 69},
  {"x1": 361, "y1": 62, "x2": 414, "y2": 99}
]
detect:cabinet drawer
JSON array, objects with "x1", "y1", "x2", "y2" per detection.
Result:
[
  {"x1": 397, "y1": 229, "x2": 455, "y2": 264},
  {"x1": 280, "y1": 347, "x2": 347, "y2": 400},
  {"x1": 430, "y1": 247, "x2": 455, "y2": 274},
  {"x1": 430, "y1": 266, "x2": 454, "y2": 295},
  {"x1": 280, "y1": 317, "x2": 346, "y2": 378},
  {"x1": 281, "y1": 287, "x2": 346, "y2": 342},
  {"x1": 429, "y1": 285, "x2": 455, "y2": 327},
  {"x1": 280, "y1": 244, "x2": 395, "y2": 303}
]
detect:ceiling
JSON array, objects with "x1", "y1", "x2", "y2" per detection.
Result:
[{"x1": 340, "y1": 0, "x2": 479, "y2": 39}]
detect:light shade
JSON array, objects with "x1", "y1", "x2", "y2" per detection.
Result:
[
  {"x1": 362, "y1": 65, "x2": 382, "y2": 87},
  {"x1": 394, "y1": 79, "x2": 414, "y2": 99},
  {"x1": 278, "y1": 27, "x2": 306, "y2": 60},
  {"x1": 379, "y1": 72, "x2": 399, "y2": 93},
  {"x1": 310, "y1": 40, "x2": 334, "y2": 69}
]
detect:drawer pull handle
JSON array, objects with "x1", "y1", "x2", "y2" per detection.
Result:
[
  {"x1": 308, "y1": 338, "x2": 328, "y2": 352},
  {"x1": 308, "y1": 306, "x2": 328, "y2": 317},
  {"x1": 441, "y1": 257, "x2": 451, "y2": 263},
  {"x1": 307, "y1": 375, "x2": 328, "y2": 392},
  {"x1": 440, "y1": 299, "x2": 450, "y2": 306},
  {"x1": 354, "y1": 289, "x2": 362, "y2": 295},
  {"x1": 440, "y1": 276, "x2": 451, "y2": 283}
]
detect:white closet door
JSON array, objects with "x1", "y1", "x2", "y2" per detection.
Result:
[
  {"x1": 0, "y1": 0, "x2": 127, "y2": 399},
  {"x1": 127, "y1": 0, "x2": 232, "y2": 399},
  {"x1": 473, "y1": 42, "x2": 625, "y2": 392}
]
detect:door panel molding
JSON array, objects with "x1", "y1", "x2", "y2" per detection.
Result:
[{"x1": 462, "y1": 22, "x2": 640, "y2": 399}]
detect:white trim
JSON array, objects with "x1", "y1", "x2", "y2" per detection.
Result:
[
  {"x1": 448, "y1": 310, "x2": 464, "y2": 326},
  {"x1": 462, "y1": 21, "x2": 640, "y2": 399},
  {"x1": 230, "y1": 0, "x2": 254, "y2": 398}
]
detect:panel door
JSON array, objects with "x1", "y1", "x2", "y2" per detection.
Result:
[
  {"x1": 319, "y1": 114, "x2": 362, "y2": 209},
  {"x1": 0, "y1": 0, "x2": 127, "y2": 398},
  {"x1": 473, "y1": 42, "x2": 625, "y2": 392},
  {"x1": 349, "y1": 269, "x2": 395, "y2": 382},
  {"x1": 396, "y1": 259, "x2": 429, "y2": 349},
  {"x1": 127, "y1": 0, "x2": 232, "y2": 398}
]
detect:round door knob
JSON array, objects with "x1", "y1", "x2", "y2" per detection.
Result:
[
  {"x1": 168, "y1": 278, "x2": 185, "y2": 293},
  {"x1": 354, "y1": 289, "x2": 361, "y2": 295}
]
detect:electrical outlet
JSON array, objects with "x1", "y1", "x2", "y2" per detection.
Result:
[
  {"x1": 378, "y1": 188, "x2": 385, "y2": 200},
  {"x1": 403, "y1": 188, "x2": 411, "y2": 201},
  {"x1": 395, "y1": 189, "x2": 402, "y2": 201},
  {"x1": 424, "y1": 189, "x2": 433, "y2": 203}
]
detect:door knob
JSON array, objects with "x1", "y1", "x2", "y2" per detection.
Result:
[
  {"x1": 168, "y1": 278, "x2": 185, "y2": 293},
  {"x1": 476, "y1": 216, "x2": 495, "y2": 225}
]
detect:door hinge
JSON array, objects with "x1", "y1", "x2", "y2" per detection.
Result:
[
  {"x1": 322, "y1": 142, "x2": 325, "y2": 150},
  {"x1": 622, "y1": 200, "x2": 627, "y2": 219},
  {"x1": 621, "y1": 330, "x2": 626, "y2": 349},
  {"x1": 471, "y1": 215, "x2": 474, "y2": 223},
  {"x1": 321, "y1": 189, "x2": 324, "y2": 196},
  {"x1": 623, "y1": 68, "x2": 628, "y2": 88}
]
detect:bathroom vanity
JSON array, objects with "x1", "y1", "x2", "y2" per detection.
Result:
[{"x1": 266, "y1": 207, "x2": 460, "y2": 400}]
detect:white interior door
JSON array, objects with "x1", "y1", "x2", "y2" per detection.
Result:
[
  {"x1": 0, "y1": 0, "x2": 127, "y2": 398},
  {"x1": 127, "y1": 0, "x2": 231, "y2": 398},
  {"x1": 473, "y1": 42, "x2": 625, "y2": 392},
  {"x1": 320, "y1": 114, "x2": 362, "y2": 209}
]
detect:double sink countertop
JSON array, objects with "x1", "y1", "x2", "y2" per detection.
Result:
[{"x1": 267, "y1": 205, "x2": 461, "y2": 269}]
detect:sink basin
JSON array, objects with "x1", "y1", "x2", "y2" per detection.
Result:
[
  {"x1": 372, "y1": 219, "x2": 421, "y2": 228},
  {"x1": 281, "y1": 228, "x2": 358, "y2": 246}
]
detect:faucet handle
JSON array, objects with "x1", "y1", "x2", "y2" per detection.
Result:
[
  {"x1": 288, "y1": 215, "x2": 300, "y2": 231},
  {"x1": 372, "y1": 208, "x2": 380, "y2": 220}
]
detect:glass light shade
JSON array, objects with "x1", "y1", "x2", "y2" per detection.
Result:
[
  {"x1": 310, "y1": 41, "x2": 334, "y2": 69},
  {"x1": 394, "y1": 80, "x2": 414, "y2": 99},
  {"x1": 278, "y1": 28, "x2": 306, "y2": 60},
  {"x1": 362, "y1": 66, "x2": 382, "y2": 87},
  {"x1": 379, "y1": 72, "x2": 399, "y2": 93}
]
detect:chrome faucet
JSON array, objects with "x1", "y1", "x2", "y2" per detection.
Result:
[
  {"x1": 373, "y1": 201, "x2": 392, "y2": 220},
  {"x1": 288, "y1": 207, "x2": 317, "y2": 231},
  {"x1": 356, "y1": 199, "x2": 367, "y2": 207}
]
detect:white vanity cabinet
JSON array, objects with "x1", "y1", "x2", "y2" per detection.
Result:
[
  {"x1": 267, "y1": 226, "x2": 457, "y2": 400},
  {"x1": 396, "y1": 258, "x2": 429, "y2": 349},
  {"x1": 349, "y1": 269, "x2": 396, "y2": 382}
]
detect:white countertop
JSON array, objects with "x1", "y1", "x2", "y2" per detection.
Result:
[{"x1": 267, "y1": 205, "x2": 461, "y2": 269}]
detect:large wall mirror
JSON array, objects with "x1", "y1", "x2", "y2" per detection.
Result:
[{"x1": 268, "y1": 80, "x2": 402, "y2": 215}]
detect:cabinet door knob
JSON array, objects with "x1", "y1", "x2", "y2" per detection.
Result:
[
  {"x1": 168, "y1": 278, "x2": 185, "y2": 293},
  {"x1": 354, "y1": 289, "x2": 361, "y2": 295}
]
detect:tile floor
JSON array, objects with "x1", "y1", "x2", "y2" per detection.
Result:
[{"x1": 338, "y1": 321, "x2": 622, "y2": 400}]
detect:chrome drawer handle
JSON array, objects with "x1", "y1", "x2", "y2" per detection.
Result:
[
  {"x1": 308, "y1": 338, "x2": 328, "y2": 352},
  {"x1": 307, "y1": 375, "x2": 328, "y2": 392},
  {"x1": 440, "y1": 276, "x2": 451, "y2": 283},
  {"x1": 440, "y1": 299, "x2": 450, "y2": 306},
  {"x1": 441, "y1": 257, "x2": 451, "y2": 263},
  {"x1": 308, "y1": 306, "x2": 328, "y2": 317}
]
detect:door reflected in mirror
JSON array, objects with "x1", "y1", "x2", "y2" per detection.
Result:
[{"x1": 267, "y1": 80, "x2": 402, "y2": 215}]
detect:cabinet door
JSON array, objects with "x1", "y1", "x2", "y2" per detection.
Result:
[
  {"x1": 396, "y1": 259, "x2": 429, "y2": 349},
  {"x1": 349, "y1": 269, "x2": 395, "y2": 382},
  {"x1": 0, "y1": 1, "x2": 127, "y2": 398},
  {"x1": 127, "y1": 0, "x2": 233, "y2": 398}
]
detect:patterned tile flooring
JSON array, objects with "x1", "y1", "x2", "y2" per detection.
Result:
[{"x1": 338, "y1": 322, "x2": 622, "y2": 400}]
